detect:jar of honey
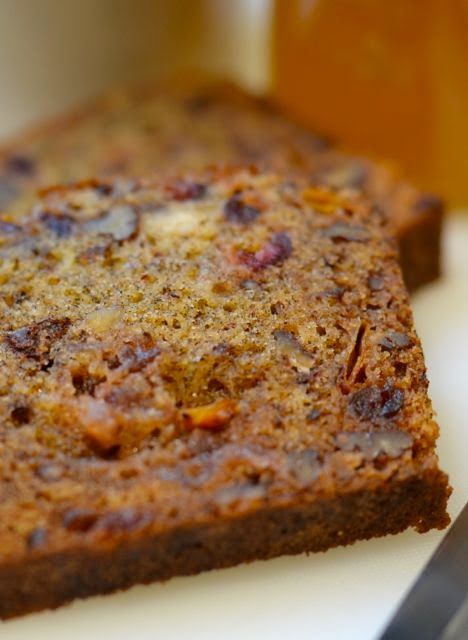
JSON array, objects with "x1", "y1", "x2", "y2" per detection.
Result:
[{"x1": 272, "y1": 0, "x2": 468, "y2": 205}]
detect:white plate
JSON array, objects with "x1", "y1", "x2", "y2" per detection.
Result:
[{"x1": 3, "y1": 215, "x2": 468, "y2": 640}]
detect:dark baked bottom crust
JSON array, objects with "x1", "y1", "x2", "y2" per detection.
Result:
[{"x1": 0, "y1": 467, "x2": 449, "y2": 619}]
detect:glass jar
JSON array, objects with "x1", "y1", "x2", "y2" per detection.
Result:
[{"x1": 272, "y1": 0, "x2": 468, "y2": 205}]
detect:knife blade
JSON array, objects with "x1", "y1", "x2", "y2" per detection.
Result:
[{"x1": 379, "y1": 502, "x2": 468, "y2": 640}]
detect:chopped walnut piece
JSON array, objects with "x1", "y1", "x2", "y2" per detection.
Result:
[
  {"x1": 77, "y1": 243, "x2": 111, "y2": 264},
  {"x1": 273, "y1": 329, "x2": 314, "y2": 374},
  {"x1": 84, "y1": 205, "x2": 138, "y2": 242},
  {"x1": 78, "y1": 380, "x2": 177, "y2": 456},
  {"x1": 96, "y1": 508, "x2": 150, "y2": 534},
  {"x1": 320, "y1": 163, "x2": 368, "y2": 190},
  {"x1": 181, "y1": 399, "x2": 238, "y2": 431},
  {"x1": 80, "y1": 398, "x2": 121, "y2": 451},
  {"x1": 288, "y1": 449, "x2": 321, "y2": 485},
  {"x1": 368, "y1": 274, "x2": 384, "y2": 291},
  {"x1": 84, "y1": 307, "x2": 121, "y2": 335},
  {"x1": 322, "y1": 223, "x2": 370, "y2": 242},
  {"x1": 336, "y1": 430, "x2": 413, "y2": 460}
]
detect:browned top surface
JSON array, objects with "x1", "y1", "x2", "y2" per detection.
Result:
[
  {"x1": 0, "y1": 78, "x2": 439, "y2": 235},
  {"x1": 0, "y1": 167, "x2": 442, "y2": 562}
]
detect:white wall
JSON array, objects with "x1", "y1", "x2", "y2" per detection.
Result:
[{"x1": 0, "y1": 0, "x2": 271, "y2": 139}]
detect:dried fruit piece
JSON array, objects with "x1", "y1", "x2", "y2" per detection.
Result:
[
  {"x1": 40, "y1": 212, "x2": 75, "y2": 238},
  {"x1": 348, "y1": 387, "x2": 380, "y2": 420},
  {"x1": 84, "y1": 205, "x2": 138, "y2": 242},
  {"x1": 10, "y1": 406, "x2": 31, "y2": 425},
  {"x1": 380, "y1": 386, "x2": 405, "y2": 418},
  {"x1": 348, "y1": 384, "x2": 404, "y2": 420},
  {"x1": 0, "y1": 219, "x2": 21, "y2": 235},
  {"x1": 26, "y1": 528, "x2": 47, "y2": 549},
  {"x1": 181, "y1": 399, "x2": 238, "y2": 431},
  {"x1": 256, "y1": 232, "x2": 292, "y2": 266},
  {"x1": 306, "y1": 408, "x2": 321, "y2": 421},
  {"x1": 165, "y1": 179, "x2": 207, "y2": 201},
  {"x1": 62, "y1": 508, "x2": 98, "y2": 532},
  {"x1": 5, "y1": 317, "x2": 71, "y2": 362},
  {"x1": 379, "y1": 332, "x2": 412, "y2": 351},
  {"x1": 302, "y1": 186, "x2": 345, "y2": 212},
  {"x1": 71, "y1": 370, "x2": 104, "y2": 396},
  {"x1": 108, "y1": 334, "x2": 160, "y2": 373},
  {"x1": 322, "y1": 223, "x2": 370, "y2": 242},
  {"x1": 239, "y1": 232, "x2": 292, "y2": 271},
  {"x1": 336, "y1": 430, "x2": 413, "y2": 460},
  {"x1": 224, "y1": 194, "x2": 260, "y2": 224}
]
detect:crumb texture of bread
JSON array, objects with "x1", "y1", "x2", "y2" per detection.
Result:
[
  {"x1": 0, "y1": 78, "x2": 442, "y2": 290},
  {"x1": 0, "y1": 167, "x2": 450, "y2": 618}
]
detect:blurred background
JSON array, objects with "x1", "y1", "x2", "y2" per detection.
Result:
[
  {"x1": 1, "y1": 0, "x2": 468, "y2": 203},
  {"x1": 0, "y1": 0, "x2": 270, "y2": 136}
]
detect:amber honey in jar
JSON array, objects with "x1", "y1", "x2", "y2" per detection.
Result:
[{"x1": 272, "y1": 0, "x2": 468, "y2": 205}]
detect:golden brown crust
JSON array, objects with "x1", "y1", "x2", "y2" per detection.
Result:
[
  {"x1": 0, "y1": 77, "x2": 442, "y2": 290},
  {"x1": 0, "y1": 167, "x2": 450, "y2": 618}
]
